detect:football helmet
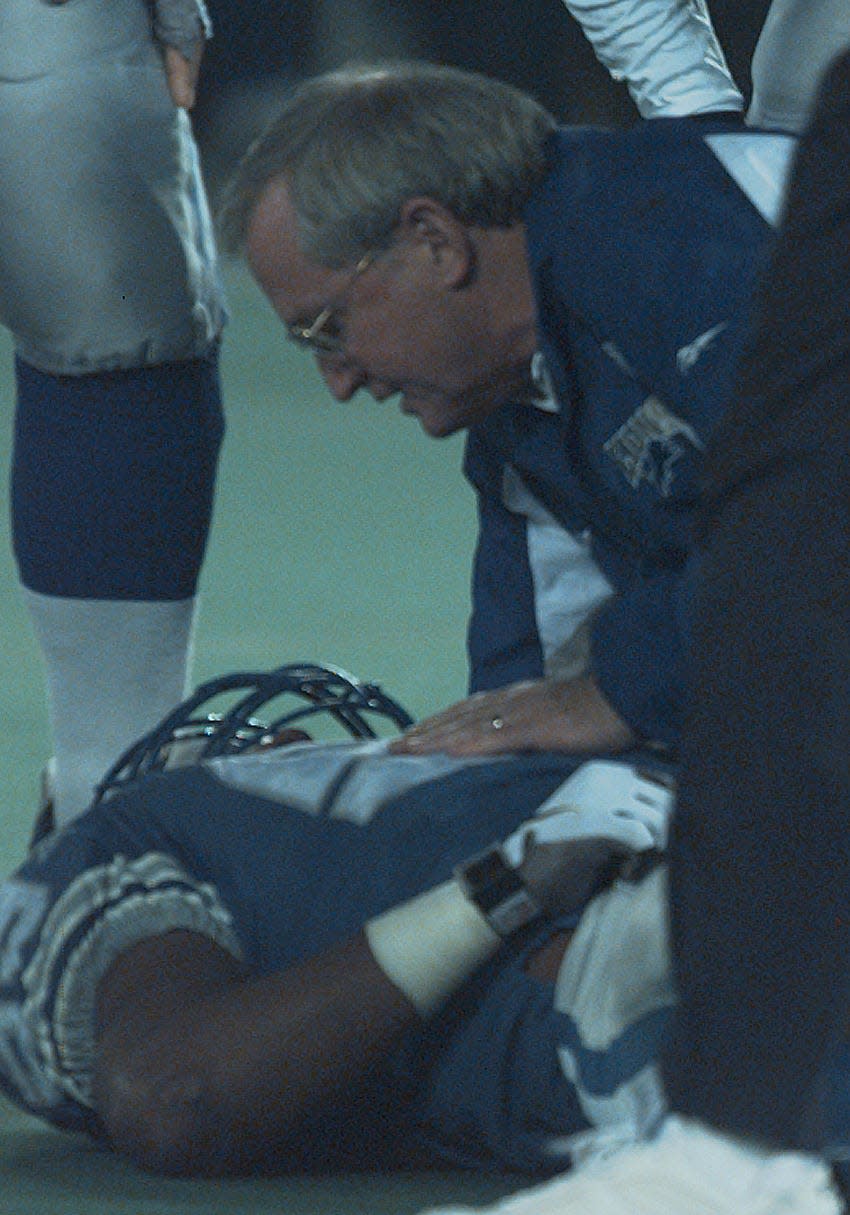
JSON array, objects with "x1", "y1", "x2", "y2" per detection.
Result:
[{"x1": 95, "y1": 661, "x2": 414, "y2": 802}]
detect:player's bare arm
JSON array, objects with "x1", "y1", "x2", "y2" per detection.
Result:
[
  {"x1": 94, "y1": 929, "x2": 414, "y2": 1176},
  {"x1": 389, "y1": 674, "x2": 636, "y2": 758}
]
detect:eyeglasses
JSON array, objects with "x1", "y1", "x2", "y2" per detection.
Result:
[{"x1": 286, "y1": 251, "x2": 377, "y2": 356}]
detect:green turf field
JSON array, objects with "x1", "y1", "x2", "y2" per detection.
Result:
[{"x1": 0, "y1": 262, "x2": 518, "y2": 1213}]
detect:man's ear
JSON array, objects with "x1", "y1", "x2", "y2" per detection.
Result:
[{"x1": 397, "y1": 197, "x2": 476, "y2": 288}]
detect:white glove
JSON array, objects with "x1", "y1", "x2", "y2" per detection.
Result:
[
  {"x1": 501, "y1": 760, "x2": 673, "y2": 867},
  {"x1": 457, "y1": 762, "x2": 674, "y2": 932}
]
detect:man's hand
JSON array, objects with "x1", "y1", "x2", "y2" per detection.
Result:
[
  {"x1": 388, "y1": 675, "x2": 636, "y2": 757},
  {"x1": 46, "y1": 0, "x2": 210, "y2": 109}
]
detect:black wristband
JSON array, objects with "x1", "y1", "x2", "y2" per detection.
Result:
[{"x1": 455, "y1": 845, "x2": 542, "y2": 937}]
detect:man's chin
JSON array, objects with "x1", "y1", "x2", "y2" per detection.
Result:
[
  {"x1": 399, "y1": 395, "x2": 462, "y2": 439},
  {"x1": 418, "y1": 414, "x2": 462, "y2": 439},
  {"x1": 400, "y1": 388, "x2": 504, "y2": 438}
]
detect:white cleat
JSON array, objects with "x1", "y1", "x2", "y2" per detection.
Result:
[{"x1": 416, "y1": 1116, "x2": 845, "y2": 1215}]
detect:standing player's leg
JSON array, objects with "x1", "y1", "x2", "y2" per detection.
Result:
[
  {"x1": 0, "y1": 0, "x2": 226, "y2": 826},
  {"x1": 11, "y1": 352, "x2": 223, "y2": 828}
]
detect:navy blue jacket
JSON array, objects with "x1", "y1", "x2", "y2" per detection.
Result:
[{"x1": 465, "y1": 117, "x2": 776, "y2": 747}]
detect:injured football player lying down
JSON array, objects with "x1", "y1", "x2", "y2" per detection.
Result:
[{"x1": 0, "y1": 663, "x2": 674, "y2": 1177}]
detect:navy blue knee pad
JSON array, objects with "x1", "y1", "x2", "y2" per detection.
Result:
[{"x1": 11, "y1": 352, "x2": 224, "y2": 598}]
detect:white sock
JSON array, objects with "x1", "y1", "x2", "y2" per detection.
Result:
[{"x1": 24, "y1": 590, "x2": 197, "y2": 825}]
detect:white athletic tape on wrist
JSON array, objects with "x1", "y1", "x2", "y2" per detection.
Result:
[{"x1": 365, "y1": 880, "x2": 500, "y2": 1016}]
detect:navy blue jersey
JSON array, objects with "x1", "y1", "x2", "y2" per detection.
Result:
[{"x1": 466, "y1": 117, "x2": 781, "y2": 747}]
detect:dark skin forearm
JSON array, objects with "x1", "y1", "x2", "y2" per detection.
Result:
[{"x1": 94, "y1": 928, "x2": 415, "y2": 1176}]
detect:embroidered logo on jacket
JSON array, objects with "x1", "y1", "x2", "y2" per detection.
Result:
[{"x1": 603, "y1": 396, "x2": 703, "y2": 496}]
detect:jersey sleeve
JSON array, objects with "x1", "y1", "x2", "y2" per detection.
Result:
[{"x1": 560, "y1": 0, "x2": 744, "y2": 118}]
